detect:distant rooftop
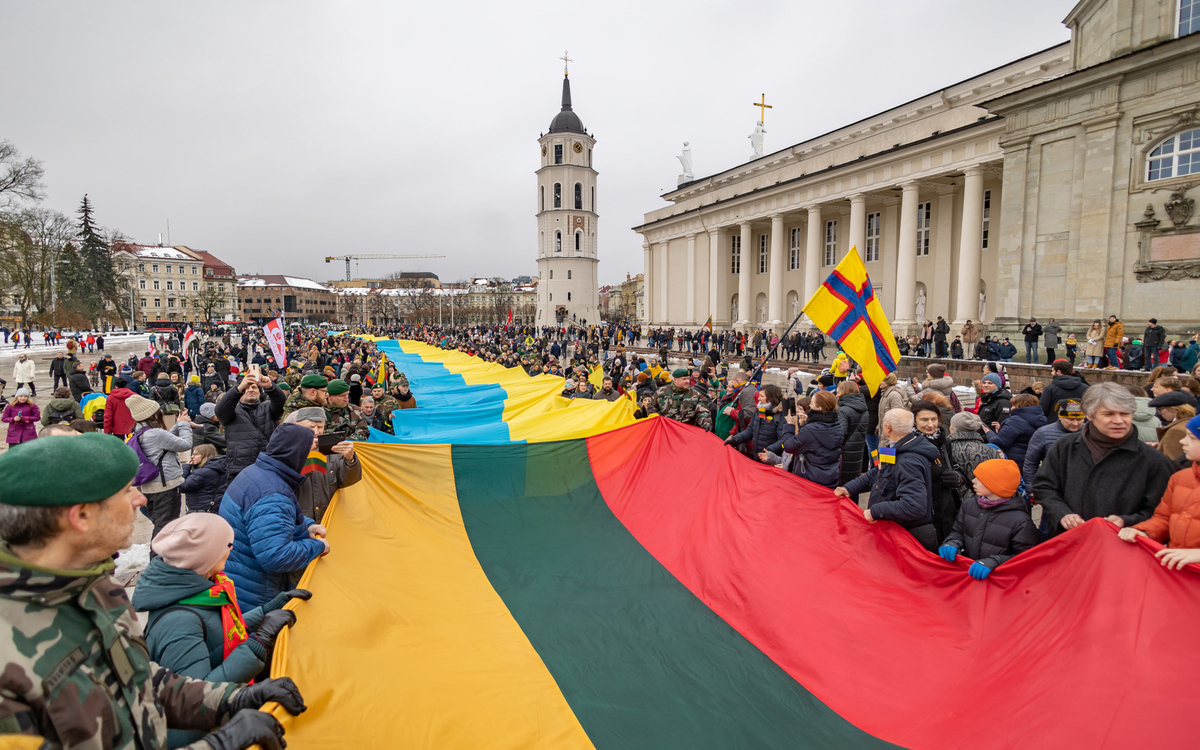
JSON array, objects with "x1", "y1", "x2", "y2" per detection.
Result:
[{"x1": 237, "y1": 275, "x2": 331, "y2": 291}]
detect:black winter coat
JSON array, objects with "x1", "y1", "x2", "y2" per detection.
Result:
[
  {"x1": 151, "y1": 379, "x2": 180, "y2": 410},
  {"x1": 860, "y1": 382, "x2": 882, "y2": 437},
  {"x1": 728, "y1": 407, "x2": 792, "y2": 458},
  {"x1": 985, "y1": 405, "x2": 1046, "y2": 470},
  {"x1": 783, "y1": 410, "x2": 844, "y2": 488},
  {"x1": 943, "y1": 495, "x2": 1040, "y2": 570},
  {"x1": 836, "y1": 392, "x2": 870, "y2": 485},
  {"x1": 1032, "y1": 426, "x2": 1174, "y2": 536},
  {"x1": 190, "y1": 421, "x2": 227, "y2": 454},
  {"x1": 976, "y1": 388, "x2": 1012, "y2": 428},
  {"x1": 69, "y1": 371, "x2": 92, "y2": 402},
  {"x1": 179, "y1": 457, "x2": 228, "y2": 513},
  {"x1": 1039, "y1": 374, "x2": 1088, "y2": 418},
  {"x1": 844, "y1": 431, "x2": 939, "y2": 529},
  {"x1": 214, "y1": 383, "x2": 287, "y2": 480}
]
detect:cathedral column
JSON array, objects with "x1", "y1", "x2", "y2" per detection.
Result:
[
  {"x1": 708, "y1": 228, "x2": 721, "y2": 324},
  {"x1": 658, "y1": 242, "x2": 669, "y2": 324},
  {"x1": 737, "y1": 222, "x2": 752, "y2": 327},
  {"x1": 642, "y1": 242, "x2": 652, "y2": 326},
  {"x1": 686, "y1": 233, "x2": 696, "y2": 324},
  {"x1": 954, "y1": 167, "x2": 985, "y2": 327},
  {"x1": 848, "y1": 193, "x2": 867, "y2": 259},
  {"x1": 804, "y1": 206, "x2": 822, "y2": 305},
  {"x1": 893, "y1": 182, "x2": 920, "y2": 327},
  {"x1": 768, "y1": 214, "x2": 785, "y2": 327}
]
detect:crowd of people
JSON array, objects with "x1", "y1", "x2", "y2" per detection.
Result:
[{"x1": 1, "y1": 318, "x2": 1198, "y2": 748}]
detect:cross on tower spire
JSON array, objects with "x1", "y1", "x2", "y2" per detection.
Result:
[{"x1": 561, "y1": 50, "x2": 572, "y2": 77}]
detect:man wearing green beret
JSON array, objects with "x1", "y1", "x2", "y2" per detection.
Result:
[
  {"x1": 634, "y1": 367, "x2": 714, "y2": 432},
  {"x1": 281, "y1": 373, "x2": 328, "y2": 421},
  {"x1": 324, "y1": 379, "x2": 371, "y2": 442},
  {"x1": 0, "y1": 434, "x2": 308, "y2": 749}
]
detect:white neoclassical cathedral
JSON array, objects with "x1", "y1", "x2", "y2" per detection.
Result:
[{"x1": 535, "y1": 70, "x2": 600, "y2": 326}]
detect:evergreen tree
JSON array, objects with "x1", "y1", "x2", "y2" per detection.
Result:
[
  {"x1": 55, "y1": 242, "x2": 95, "y2": 327},
  {"x1": 71, "y1": 194, "x2": 121, "y2": 324}
]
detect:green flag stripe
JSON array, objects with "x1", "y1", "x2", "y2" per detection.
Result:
[{"x1": 454, "y1": 441, "x2": 901, "y2": 750}]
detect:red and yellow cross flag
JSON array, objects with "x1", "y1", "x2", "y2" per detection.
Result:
[{"x1": 802, "y1": 246, "x2": 900, "y2": 395}]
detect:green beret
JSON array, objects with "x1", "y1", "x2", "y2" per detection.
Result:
[
  {"x1": 300, "y1": 374, "x2": 328, "y2": 389},
  {"x1": 0, "y1": 434, "x2": 138, "y2": 507},
  {"x1": 278, "y1": 382, "x2": 291, "y2": 391},
  {"x1": 671, "y1": 368, "x2": 690, "y2": 379},
  {"x1": 326, "y1": 379, "x2": 349, "y2": 396}
]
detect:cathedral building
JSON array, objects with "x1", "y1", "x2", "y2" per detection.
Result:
[
  {"x1": 535, "y1": 70, "x2": 600, "y2": 326},
  {"x1": 636, "y1": 0, "x2": 1200, "y2": 336}
]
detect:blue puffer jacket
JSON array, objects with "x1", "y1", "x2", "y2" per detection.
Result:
[
  {"x1": 184, "y1": 383, "x2": 206, "y2": 415},
  {"x1": 220, "y1": 423, "x2": 323, "y2": 610},
  {"x1": 782, "y1": 409, "x2": 844, "y2": 489},
  {"x1": 987, "y1": 405, "x2": 1046, "y2": 469}
]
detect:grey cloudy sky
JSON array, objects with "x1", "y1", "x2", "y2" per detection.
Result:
[{"x1": 1, "y1": 1, "x2": 1072, "y2": 287}]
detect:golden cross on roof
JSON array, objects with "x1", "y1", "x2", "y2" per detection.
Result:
[
  {"x1": 753, "y1": 93, "x2": 772, "y2": 124},
  {"x1": 561, "y1": 50, "x2": 573, "y2": 77}
]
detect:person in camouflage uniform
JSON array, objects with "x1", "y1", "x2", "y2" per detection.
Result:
[
  {"x1": 369, "y1": 383, "x2": 399, "y2": 421},
  {"x1": 283, "y1": 366, "x2": 302, "y2": 391},
  {"x1": 634, "y1": 367, "x2": 714, "y2": 432},
  {"x1": 281, "y1": 373, "x2": 329, "y2": 421},
  {"x1": 323, "y1": 379, "x2": 370, "y2": 441},
  {"x1": 0, "y1": 433, "x2": 308, "y2": 750}
]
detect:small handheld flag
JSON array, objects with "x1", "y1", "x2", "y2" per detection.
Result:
[
  {"x1": 302, "y1": 450, "x2": 328, "y2": 476},
  {"x1": 377, "y1": 354, "x2": 388, "y2": 389},
  {"x1": 802, "y1": 246, "x2": 900, "y2": 396},
  {"x1": 705, "y1": 315, "x2": 713, "y2": 333},
  {"x1": 878, "y1": 446, "x2": 896, "y2": 465}
]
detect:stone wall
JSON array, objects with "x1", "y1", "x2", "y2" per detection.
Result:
[{"x1": 896, "y1": 356, "x2": 1153, "y2": 394}]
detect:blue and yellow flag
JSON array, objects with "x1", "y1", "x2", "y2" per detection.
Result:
[{"x1": 802, "y1": 246, "x2": 900, "y2": 395}]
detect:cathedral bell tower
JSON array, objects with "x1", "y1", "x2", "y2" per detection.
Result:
[{"x1": 535, "y1": 60, "x2": 599, "y2": 327}]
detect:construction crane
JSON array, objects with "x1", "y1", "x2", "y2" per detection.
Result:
[{"x1": 324, "y1": 254, "x2": 446, "y2": 281}]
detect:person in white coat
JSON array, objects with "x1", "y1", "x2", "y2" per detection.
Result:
[{"x1": 12, "y1": 353, "x2": 35, "y2": 397}]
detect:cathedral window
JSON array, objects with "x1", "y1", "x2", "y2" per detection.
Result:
[
  {"x1": 731, "y1": 234, "x2": 741, "y2": 274},
  {"x1": 567, "y1": 292, "x2": 571, "y2": 301},
  {"x1": 555, "y1": 232, "x2": 562, "y2": 252},
  {"x1": 554, "y1": 144, "x2": 563, "y2": 164},
  {"x1": 789, "y1": 228, "x2": 801, "y2": 270},
  {"x1": 568, "y1": 270, "x2": 572, "y2": 279},
  {"x1": 865, "y1": 212, "x2": 881, "y2": 262},
  {"x1": 982, "y1": 190, "x2": 991, "y2": 250},
  {"x1": 554, "y1": 183, "x2": 561, "y2": 208},
  {"x1": 824, "y1": 221, "x2": 838, "y2": 266},
  {"x1": 916, "y1": 203, "x2": 931, "y2": 257},
  {"x1": 1181, "y1": 0, "x2": 1200, "y2": 37},
  {"x1": 758, "y1": 234, "x2": 768, "y2": 274},
  {"x1": 541, "y1": 185, "x2": 545, "y2": 212},
  {"x1": 591, "y1": 187, "x2": 595, "y2": 212},
  {"x1": 575, "y1": 232, "x2": 581, "y2": 251},
  {"x1": 1147, "y1": 128, "x2": 1200, "y2": 180},
  {"x1": 574, "y1": 183, "x2": 582, "y2": 210}
]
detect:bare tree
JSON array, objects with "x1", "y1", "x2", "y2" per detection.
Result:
[
  {"x1": 0, "y1": 141, "x2": 46, "y2": 209},
  {"x1": 0, "y1": 207, "x2": 76, "y2": 326}
]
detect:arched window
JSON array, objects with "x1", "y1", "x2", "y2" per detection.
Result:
[
  {"x1": 549, "y1": 270, "x2": 553, "y2": 279},
  {"x1": 554, "y1": 183, "x2": 561, "y2": 208},
  {"x1": 574, "y1": 183, "x2": 582, "y2": 210},
  {"x1": 567, "y1": 292, "x2": 572, "y2": 301},
  {"x1": 575, "y1": 232, "x2": 581, "y2": 251},
  {"x1": 555, "y1": 232, "x2": 562, "y2": 252},
  {"x1": 540, "y1": 185, "x2": 545, "y2": 212},
  {"x1": 591, "y1": 187, "x2": 595, "y2": 212},
  {"x1": 1148, "y1": 128, "x2": 1200, "y2": 180},
  {"x1": 567, "y1": 270, "x2": 572, "y2": 279}
]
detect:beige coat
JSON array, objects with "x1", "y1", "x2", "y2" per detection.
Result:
[{"x1": 1084, "y1": 325, "x2": 1106, "y2": 357}]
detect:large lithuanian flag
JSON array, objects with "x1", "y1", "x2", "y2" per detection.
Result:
[{"x1": 269, "y1": 339, "x2": 1199, "y2": 749}]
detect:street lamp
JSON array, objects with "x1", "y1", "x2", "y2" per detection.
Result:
[{"x1": 128, "y1": 274, "x2": 144, "y2": 332}]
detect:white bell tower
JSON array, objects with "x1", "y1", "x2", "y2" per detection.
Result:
[{"x1": 536, "y1": 55, "x2": 599, "y2": 327}]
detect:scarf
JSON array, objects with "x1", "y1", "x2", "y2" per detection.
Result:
[
  {"x1": 1081, "y1": 422, "x2": 1130, "y2": 465},
  {"x1": 977, "y1": 494, "x2": 1008, "y2": 509},
  {"x1": 177, "y1": 572, "x2": 249, "y2": 659}
]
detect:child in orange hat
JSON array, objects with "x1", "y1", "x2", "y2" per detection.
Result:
[{"x1": 939, "y1": 459, "x2": 1040, "y2": 580}]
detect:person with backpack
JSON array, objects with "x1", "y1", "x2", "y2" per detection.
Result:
[
  {"x1": 40, "y1": 387, "x2": 84, "y2": 427},
  {"x1": 131, "y1": 513, "x2": 311, "y2": 749},
  {"x1": 151, "y1": 374, "x2": 181, "y2": 417},
  {"x1": 125, "y1": 394, "x2": 192, "y2": 541},
  {"x1": 102, "y1": 377, "x2": 136, "y2": 438}
]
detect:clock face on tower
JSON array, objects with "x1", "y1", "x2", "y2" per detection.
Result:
[
  {"x1": 541, "y1": 145, "x2": 547, "y2": 157},
  {"x1": 573, "y1": 142, "x2": 583, "y2": 153}
]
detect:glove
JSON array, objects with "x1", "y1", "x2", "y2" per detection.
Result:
[
  {"x1": 264, "y1": 588, "x2": 313, "y2": 612},
  {"x1": 202, "y1": 709, "x2": 286, "y2": 750},
  {"x1": 968, "y1": 561, "x2": 992, "y2": 580},
  {"x1": 249, "y1": 610, "x2": 296, "y2": 650},
  {"x1": 938, "y1": 545, "x2": 958, "y2": 562},
  {"x1": 229, "y1": 677, "x2": 307, "y2": 716},
  {"x1": 938, "y1": 470, "x2": 962, "y2": 488}
]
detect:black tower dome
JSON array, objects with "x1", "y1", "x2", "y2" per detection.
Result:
[{"x1": 548, "y1": 75, "x2": 586, "y2": 135}]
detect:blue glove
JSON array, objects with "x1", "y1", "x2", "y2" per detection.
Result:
[
  {"x1": 938, "y1": 545, "x2": 958, "y2": 562},
  {"x1": 968, "y1": 561, "x2": 992, "y2": 580}
]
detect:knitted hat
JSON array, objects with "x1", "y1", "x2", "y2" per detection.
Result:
[
  {"x1": 189, "y1": 375, "x2": 200, "y2": 384},
  {"x1": 1186, "y1": 414, "x2": 1200, "y2": 440},
  {"x1": 981, "y1": 373, "x2": 1003, "y2": 389},
  {"x1": 671, "y1": 368, "x2": 690, "y2": 378},
  {"x1": 300, "y1": 374, "x2": 328, "y2": 389},
  {"x1": 14, "y1": 388, "x2": 30, "y2": 398},
  {"x1": 1058, "y1": 399, "x2": 1085, "y2": 419},
  {"x1": 326, "y1": 379, "x2": 349, "y2": 396},
  {"x1": 199, "y1": 403, "x2": 217, "y2": 419},
  {"x1": 292, "y1": 406, "x2": 326, "y2": 424},
  {"x1": 126, "y1": 394, "x2": 161, "y2": 422},
  {"x1": 0, "y1": 434, "x2": 138, "y2": 507},
  {"x1": 151, "y1": 514, "x2": 234, "y2": 576},
  {"x1": 973, "y1": 459, "x2": 1021, "y2": 499},
  {"x1": 950, "y1": 411, "x2": 983, "y2": 433},
  {"x1": 350, "y1": 374, "x2": 361, "y2": 382}
]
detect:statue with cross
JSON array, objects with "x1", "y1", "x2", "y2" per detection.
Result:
[{"x1": 749, "y1": 93, "x2": 771, "y2": 157}]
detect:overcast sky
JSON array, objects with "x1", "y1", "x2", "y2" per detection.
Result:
[{"x1": 1, "y1": 1, "x2": 1072, "y2": 286}]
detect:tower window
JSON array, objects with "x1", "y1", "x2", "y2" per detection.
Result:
[
  {"x1": 554, "y1": 183, "x2": 561, "y2": 208},
  {"x1": 588, "y1": 148, "x2": 592, "y2": 168},
  {"x1": 550, "y1": 270, "x2": 553, "y2": 279},
  {"x1": 555, "y1": 232, "x2": 562, "y2": 252},
  {"x1": 540, "y1": 185, "x2": 545, "y2": 212},
  {"x1": 567, "y1": 292, "x2": 571, "y2": 301},
  {"x1": 568, "y1": 270, "x2": 572, "y2": 279},
  {"x1": 591, "y1": 186, "x2": 595, "y2": 212},
  {"x1": 574, "y1": 183, "x2": 582, "y2": 210},
  {"x1": 554, "y1": 144, "x2": 563, "y2": 164},
  {"x1": 575, "y1": 232, "x2": 580, "y2": 251}
]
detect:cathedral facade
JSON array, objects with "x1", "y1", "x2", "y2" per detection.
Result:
[
  {"x1": 535, "y1": 73, "x2": 600, "y2": 326},
  {"x1": 635, "y1": 0, "x2": 1200, "y2": 336}
]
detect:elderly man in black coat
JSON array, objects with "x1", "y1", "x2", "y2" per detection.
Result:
[
  {"x1": 1033, "y1": 382, "x2": 1173, "y2": 537},
  {"x1": 215, "y1": 367, "x2": 286, "y2": 482}
]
